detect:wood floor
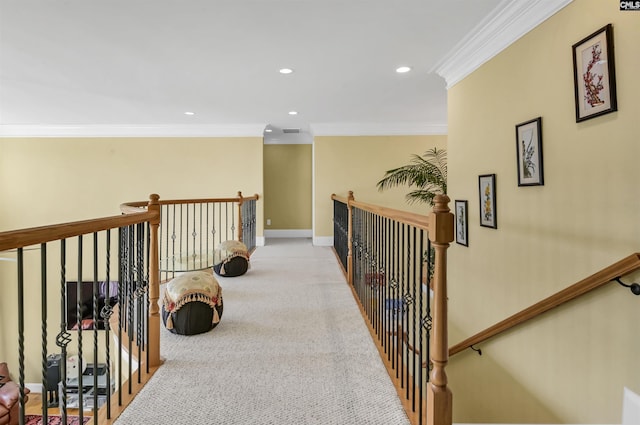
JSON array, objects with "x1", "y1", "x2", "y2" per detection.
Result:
[{"x1": 25, "y1": 392, "x2": 93, "y2": 417}]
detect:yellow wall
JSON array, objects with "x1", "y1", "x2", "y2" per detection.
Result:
[
  {"x1": 263, "y1": 144, "x2": 312, "y2": 230},
  {"x1": 0, "y1": 136, "x2": 264, "y2": 374},
  {"x1": 0, "y1": 137, "x2": 264, "y2": 230},
  {"x1": 447, "y1": 1, "x2": 640, "y2": 422},
  {"x1": 313, "y1": 135, "x2": 447, "y2": 238}
]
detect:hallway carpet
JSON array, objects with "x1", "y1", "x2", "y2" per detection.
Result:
[{"x1": 114, "y1": 238, "x2": 409, "y2": 425}]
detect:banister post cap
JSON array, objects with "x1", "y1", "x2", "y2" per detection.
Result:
[{"x1": 429, "y1": 194, "x2": 454, "y2": 244}]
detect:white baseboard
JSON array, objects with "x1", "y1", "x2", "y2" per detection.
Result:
[
  {"x1": 264, "y1": 229, "x2": 312, "y2": 238},
  {"x1": 26, "y1": 383, "x2": 43, "y2": 393},
  {"x1": 256, "y1": 236, "x2": 265, "y2": 246},
  {"x1": 313, "y1": 236, "x2": 334, "y2": 246},
  {"x1": 624, "y1": 387, "x2": 640, "y2": 425}
]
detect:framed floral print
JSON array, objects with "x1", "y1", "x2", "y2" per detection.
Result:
[
  {"x1": 455, "y1": 200, "x2": 468, "y2": 246},
  {"x1": 479, "y1": 174, "x2": 497, "y2": 229},
  {"x1": 516, "y1": 117, "x2": 544, "y2": 186},
  {"x1": 572, "y1": 24, "x2": 617, "y2": 122}
]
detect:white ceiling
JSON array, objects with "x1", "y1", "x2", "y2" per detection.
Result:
[{"x1": 0, "y1": 0, "x2": 571, "y2": 141}]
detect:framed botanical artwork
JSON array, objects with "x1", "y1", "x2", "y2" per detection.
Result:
[
  {"x1": 478, "y1": 174, "x2": 497, "y2": 229},
  {"x1": 455, "y1": 200, "x2": 468, "y2": 246},
  {"x1": 572, "y1": 24, "x2": 617, "y2": 122},
  {"x1": 515, "y1": 117, "x2": 544, "y2": 186}
]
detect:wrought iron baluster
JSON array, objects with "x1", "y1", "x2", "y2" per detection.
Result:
[
  {"x1": 57, "y1": 239, "x2": 70, "y2": 423},
  {"x1": 76, "y1": 235, "x2": 84, "y2": 422},
  {"x1": 92, "y1": 232, "x2": 99, "y2": 420},
  {"x1": 17, "y1": 248, "x2": 25, "y2": 425},
  {"x1": 40, "y1": 243, "x2": 49, "y2": 423}
]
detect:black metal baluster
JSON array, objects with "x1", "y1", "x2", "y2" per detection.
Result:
[
  {"x1": 103, "y1": 230, "x2": 112, "y2": 419},
  {"x1": 40, "y1": 243, "x2": 49, "y2": 423},
  {"x1": 136, "y1": 223, "x2": 144, "y2": 384},
  {"x1": 399, "y1": 219, "x2": 405, "y2": 382},
  {"x1": 171, "y1": 204, "x2": 177, "y2": 280},
  {"x1": 145, "y1": 222, "x2": 151, "y2": 374},
  {"x1": 57, "y1": 240, "x2": 70, "y2": 423},
  {"x1": 17, "y1": 248, "x2": 25, "y2": 425},
  {"x1": 117, "y1": 228, "x2": 123, "y2": 406},
  {"x1": 127, "y1": 225, "x2": 134, "y2": 395},
  {"x1": 418, "y1": 230, "x2": 425, "y2": 425},
  {"x1": 199, "y1": 203, "x2": 203, "y2": 269},
  {"x1": 93, "y1": 233, "x2": 99, "y2": 420},
  {"x1": 411, "y1": 226, "x2": 417, "y2": 411},
  {"x1": 231, "y1": 202, "x2": 236, "y2": 242},
  {"x1": 76, "y1": 235, "x2": 84, "y2": 422}
]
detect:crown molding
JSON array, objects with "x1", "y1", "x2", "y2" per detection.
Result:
[
  {"x1": 432, "y1": 0, "x2": 573, "y2": 89},
  {"x1": 0, "y1": 124, "x2": 266, "y2": 138},
  {"x1": 0, "y1": 122, "x2": 448, "y2": 138},
  {"x1": 310, "y1": 122, "x2": 447, "y2": 136}
]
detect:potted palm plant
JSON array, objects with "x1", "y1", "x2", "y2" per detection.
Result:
[{"x1": 376, "y1": 147, "x2": 447, "y2": 286}]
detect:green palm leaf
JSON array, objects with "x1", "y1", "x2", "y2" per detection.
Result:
[{"x1": 376, "y1": 147, "x2": 447, "y2": 206}]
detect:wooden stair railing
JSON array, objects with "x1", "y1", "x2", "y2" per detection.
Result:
[
  {"x1": 331, "y1": 192, "x2": 454, "y2": 425},
  {"x1": 449, "y1": 253, "x2": 640, "y2": 356},
  {"x1": 0, "y1": 194, "x2": 161, "y2": 425}
]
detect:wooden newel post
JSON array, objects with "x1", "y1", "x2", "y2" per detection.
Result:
[
  {"x1": 237, "y1": 191, "x2": 244, "y2": 243},
  {"x1": 426, "y1": 194, "x2": 454, "y2": 425},
  {"x1": 347, "y1": 191, "x2": 354, "y2": 286},
  {"x1": 147, "y1": 194, "x2": 162, "y2": 367}
]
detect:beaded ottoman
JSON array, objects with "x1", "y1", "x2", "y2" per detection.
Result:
[{"x1": 162, "y1": 271, "x2": 223, "y2": 335}]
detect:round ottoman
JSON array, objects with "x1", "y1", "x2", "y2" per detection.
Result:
[
  {"x1": 162, "y1": 271, "x2": 223, "y2": 335},
  {"x1": 213, "y1": 240, "x2": 250, "y2": 277}
]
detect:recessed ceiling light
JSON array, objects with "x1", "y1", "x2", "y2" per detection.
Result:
[
  {"x1": 288, "y1": 111, "x2": 298, "y2": 115},
  {"x1": 279, "y1": 68, "x2": 293, "y2": 74},
  {"x1": 396, "y1": 66, "x2": 411, "y2": 73},
  {"x1": 184, "y1": 111, "x2": 195, "y2": 115}
]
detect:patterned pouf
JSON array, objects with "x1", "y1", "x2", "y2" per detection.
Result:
[
  {"x1": 213, "y1": 240, "x2": 250, "y2": 277},
  {"x1": 162, "y1": 271, "x2": 223, "y2": 335}
]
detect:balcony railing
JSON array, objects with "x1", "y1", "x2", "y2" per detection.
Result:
[
  {"x1": 331, "y1": 191, "x2": 454, "y2": 425},
  {"x1": 0, "y1": 192, "x2": 258, "y2": 425}
]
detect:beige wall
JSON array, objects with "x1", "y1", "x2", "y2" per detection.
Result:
[
  {"x1": 263, "y1": 144, "x2": 312, "y2": 230},
  {"x1": 447, "y1": 1, "x2": 640, "y2": 422},
  {"x1": 314, "y1": 135, "x2": 447, "y2": 238},
  {"x1": 0, "y1": 136, "x2": 263, "y2": 373},
  {"x1": 0, "y1": 137, "x2": 264, "y2": 230}
]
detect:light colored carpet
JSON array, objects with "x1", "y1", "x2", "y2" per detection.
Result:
[{"x1": 114, "y1": 238, "x2": 409, "y2": 425}]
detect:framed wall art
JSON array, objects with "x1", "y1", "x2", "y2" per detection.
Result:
[
  {"x1": 515, "y1": 117, "x2": 544, "y2": 186},
  {"x1": 572, "y1": 23, "x2": 617, "y2": 122},
  {"x1": 478, "y1": 174, "x2": 497, "y2": 229},
  {"x1": 455, "y1": 200, "x2": 468, "y2": 246}
]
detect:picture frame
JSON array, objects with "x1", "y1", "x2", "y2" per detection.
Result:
[
  {"x1": 455, "y1": 200, "x2": 468, "y2": 246},
  {"x1": 572, "y1": 24, "x2": 617, "y2": 122},
  {"x1": 515, "y1": 117, "x2": 544, "y2": 186},
  {"x1": 478, "y1": 174, "x2": 497, "y2": 229}
]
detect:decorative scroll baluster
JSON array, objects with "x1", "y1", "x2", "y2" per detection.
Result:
[
  {"x1": 40, "y1": 243, "x2": 48, "y2": 423},
  {"x1": 92, "y1": 232, "x2": 99, "y2": 420},
  {"x1": 76, "y1": 235, "x2": 84, "y2": 422},
  {"x1": 17, "y1": 248, "x2": 25, "y2": 425},
  {"x1": 57, "y1": 240, "x2": 70, "y2": 424},
  {"x1": 102, "y1": 229, "x2": 113, "y2": 419}
]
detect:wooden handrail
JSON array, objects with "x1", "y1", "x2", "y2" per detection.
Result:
[
  {"x1": 449, "y1": 253, "x2": 640, "y2": 356},
  {"x1": 330, "y1": 194, "x2": 430, "y2": 231},
  {"x1": 0, "y1": 211, "x2": 156, "y2": 251},
  {"x1": 120, "y1": 194, "x2": 260, "y2": 212}
]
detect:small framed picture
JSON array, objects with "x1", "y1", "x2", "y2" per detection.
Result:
[
  {"x1": 455, "y1": 200, "x2": 468, "y2": 246},
  {"x1": 516, "y1": 117, "x2": 544, "y2": 186},
  {"x1": 572, "y1": 24, "x2": 617, "y2": 122},
  {"x1": 479, "y1": 174, "x2": 497, "y2": 229}
]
